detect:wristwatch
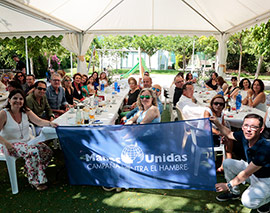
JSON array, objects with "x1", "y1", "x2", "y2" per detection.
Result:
[{"x1": 227, "y1": 182, "x2": 233, "y2": 192}]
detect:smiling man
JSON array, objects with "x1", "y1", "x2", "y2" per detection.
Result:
[{"x1": 211, "y1": 114, "x2": 270, "y2": 213}]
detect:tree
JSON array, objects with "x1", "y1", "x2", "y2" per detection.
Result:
[
  {"x1": 162, "y1": 36, "x2": 194, "y2": 71},
  {"x1": 248, "y1": 21, "x2": 270, "y2": 78},
  {"x1": 131, "y1": 35, "x2": 163, "y2": 71}
]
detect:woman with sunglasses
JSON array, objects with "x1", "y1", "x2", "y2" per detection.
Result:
[
  {"x1": 0, "y1": 89, "x2": 58, "y2": 191},
  {"x1": 61, "y1": 76, "x2": 75, "y2": 106},
  {"x1": 242, "y1": 79, "x2": 267, "y2": 112},
  {"x1": 125, "y1": 88, "x2": 160, "y2": 124},
  {"x1": 204, "y1": 94, "x2": 232, "y2": 172},
  {"x1": 0, "y1": 73, "x2": 10, "y2": 90}
]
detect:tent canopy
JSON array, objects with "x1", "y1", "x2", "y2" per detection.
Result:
[{"x1": 1, "y1": 0, "x2": 270, "y2": 38}]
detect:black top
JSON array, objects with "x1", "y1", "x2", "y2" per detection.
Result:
[
  {"x1": 127, "y1": 89, "x2": 140, "y2": 105},
  {"x1": 65, "y1": 88, "x2": 74, "y2": 105},
  {"x1": 16, "y1": 60, "x2": 26, "y2": 71},
  {"x1": 173, "y1": 87, "x2": 183, "y2": 106},
  {"x1": 227, "y1": 86, "x2": 239, "y2": 95},
  {"x1": 233, "y1": 131, "x2": 270, "y2": 178},
  {"x1": 72, "y1": 82, "x2": 83, "y2": 100},
  {"x1": 206, "y1": 79, "x2": 218, "y2": 90}
]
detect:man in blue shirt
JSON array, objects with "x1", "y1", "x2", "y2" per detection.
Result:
[
  {"x1": 211, "y1": 114, "x2": 270, "y2": 212},
  {"x1": 46, "y1": 73, "x2": 69, "y2": 117}
]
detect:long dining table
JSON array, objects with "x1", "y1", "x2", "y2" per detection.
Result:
[
  {"x1": 28, "y1": 82, "x2": 129, "y2": 145},
  {"x1": 193, "y1": 85, "x2": 267, "y2": 128}
]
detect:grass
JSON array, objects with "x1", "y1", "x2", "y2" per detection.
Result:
[{"x1": 0, "y1": 106, "x2": 254, "y2": 212}]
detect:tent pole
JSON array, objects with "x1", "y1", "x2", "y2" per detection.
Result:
[
  {"x1": 25, "y1": 38, "x2": 29, "y2": 74},
  {"x1": 70, "y1": 52, "x2": 73, "y2": 76}
]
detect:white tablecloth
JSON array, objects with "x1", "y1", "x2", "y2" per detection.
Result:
[
  {"x1": 193, "y1": 86, "x2": 266, "y2": 128},
  {"x1": 28, "y1": 86, "x2": 129, "y2": 145}
]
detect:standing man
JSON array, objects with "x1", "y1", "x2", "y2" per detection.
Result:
[
  {"x1": 25, "y1": 74, "x2": 35, "y2": 95},
  {"x1": 212, "y1": 114, "x2": 270, "y2": 212},
  {"x1": 12, "y1": 55, "x2": 26, "y2": 74},
  {"x1": 173, "y1": 75, "x2": 184, "y2": 106},
  {"x1": 46, "y1": 73, "x2": 69, "y2": 117},
  {"x1": 26, "y1": 81, "x2": 54, "y2": 121}
]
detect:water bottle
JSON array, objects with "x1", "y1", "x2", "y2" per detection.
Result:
[
  {"x1": 75, "y1": 108, "x2": 82, "y2": 125},
  {"x1": 94, "y1": 95, "x2": 99, "y2": 108},
  {"x1": 217, "y1": 89, "x2": 224, "y2": 96},
  {"x1": 236, "y1": 91, "x2": 242, "y2": 111},
  {"x1": 101, "y1": 83, "x2": 105, "y2": 91},
  {"x1": 114, "y1": 81, "x2": 118, "y2": 92},
  {"x1": 117, "y1": 85, "x2": 120, "y2": 93}
]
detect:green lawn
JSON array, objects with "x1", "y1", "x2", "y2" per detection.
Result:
[{"x1": 0, "y1": 106, "x2": 254, "y2": 213}]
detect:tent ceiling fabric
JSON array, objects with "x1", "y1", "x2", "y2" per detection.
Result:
[{"x1": 1, "y1": 0, "x2": 270, "y2": 38}]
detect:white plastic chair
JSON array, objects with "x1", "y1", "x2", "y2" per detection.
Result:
[
  {"x1": 0, "y1": 124, "x2": 36, "y2": 194},
  {"x1": 0, "y1": 145, "x2": 18, "y2": 194}
]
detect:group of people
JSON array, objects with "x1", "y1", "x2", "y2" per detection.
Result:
[
  {"x1": 0, "y1": 68, "x2": 112, "y2": 191},
  {"x1": 169, "y1": 71, "x2": 270, "y2": 212}
]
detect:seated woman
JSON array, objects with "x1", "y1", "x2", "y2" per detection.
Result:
[
  {"x1": 0, "y1": 89, "x2": 58, "y2": 191},
  {"x1": 242, "y1": 79, "x2": 267, "y2": 112},
  {"x1": 81, "y1": 74, "x2": 89, "y2": 97},
  {"x1": 91, "y1": 71, "x2": 99, "y2": 90},
  {"x1": 72, "y1": 73, "x2": 83, "y2": 102},
  {"x1": 99, "y1": 72, "x2": 109, "y2": 87},
  {"x1": 224, "y1": 76, "x2": 239, "y2": 96},
  {"x1": 125, "y1": 88, "x2": 160, "y2": 124},
  {"x1": 204, "y1": 94, "x2": 232, "y2": 172},
  {"x1": 87, "y1": 76, "x2": 95, "y2": 96},
  {"x1": 120, "y1": 77, "x2": 140, "y2": 117},
  {"x1": 61, "y1": 75, "x2": 75, "y2": 106},
  {"x1": 14, "y1": 72, "x2": 27, "y2": 91},
  {"x1": 205, "y1": 72, "x2": 218, "y2": 90},
  {"x1": 185, "y1": 72, "x2": 196, "y2": 83},
  {"x1": 0, "y1": 73, "x2": 10, "y2": 90},
  {"x1": 216, "y1": 76, "x2": 228, "y2": 93},
  {"x1": 230, "y1": 78, "x2": 251, "y2": 100}
]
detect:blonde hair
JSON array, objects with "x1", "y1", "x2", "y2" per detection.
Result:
[
  {"x1": 61, "y1": 75, "x2": 74, "y2": 92},
  {"x1": 137, "y1": 88, "x2": 157, "y2": 110}
]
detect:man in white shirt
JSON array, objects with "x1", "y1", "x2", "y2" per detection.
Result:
[{"x1": 176, "y1": 82, "x2": 205, "y2": 119}]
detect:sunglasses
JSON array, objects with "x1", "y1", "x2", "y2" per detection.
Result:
[
  {"x1": 17, "y1": 75, "x2": 23, "y2": 78},
  {"x1": 37, "y1": 87, "x2": 46, "y2": 91},
  {"x1": 213, "y1": 102, "x2": 225, "y2": 106},
  {"x1": 152, "y1": 87, "x2": 161, "y2": 92},
  {"x1": 52, "y1": 79, "x2": 60, "y2": 82},
  {"x1": 65, "y1": 79, "x2": 72, "y2": 82},
  {"x1": 4, "y1": 76, "x2": 9, "y2": 79},
  {"x1": 140, "y1": 95, "x2": 152, "y2": 99}
]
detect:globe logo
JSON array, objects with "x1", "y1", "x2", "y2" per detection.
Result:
[{"x1": 121, "y1": 144, "x2": 144, "y2": 164}]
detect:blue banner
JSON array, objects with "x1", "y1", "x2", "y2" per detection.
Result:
[{"x1": 56, "y1": 118, "x2": 216, "y2": 191}]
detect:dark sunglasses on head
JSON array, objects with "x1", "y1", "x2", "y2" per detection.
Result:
[
  {"x1": 213, "y1": 102, "x2": 224, "y2": 106},
  {"x1": 140, "y1": 95, "x2": 152, "y2": 99},
  {"x1": 152, "y1": 87, "x2": 161, "y2": 92},
  {"x1": 37, "y1": 87, "x2": 46, "y2": 91}
]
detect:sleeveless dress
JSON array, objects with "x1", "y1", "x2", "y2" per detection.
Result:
[
  {"x1": 0, "y1": 109, "x2": 52, "y2": 184},
  {"x1": 137, "y1": 108, "x2": 161, "y2": 124},
  {"x1": 252, "y1": 94, "x2": 267, "y2": 112}
]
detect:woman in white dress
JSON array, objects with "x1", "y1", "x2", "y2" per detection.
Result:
[{"x1": 0, "y1": 89, "x2": 58, "y2": 191}]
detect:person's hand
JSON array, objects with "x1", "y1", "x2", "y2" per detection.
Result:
[
  {"x1": 131, "y1": 102, "x2": 137, "y2": 109},
  {"x1": 4, "y1": 141, "x2": 14, "y2": 151},
  {"x1": 49, "y1": 122, "x2": 58, "y2": 128},
  {"x1": 120, "y1": 116, "x2": 127, "y2": 124},
  {"x1": 49, "y1": 117, "x2": 54, "y2": 122},
  {"x1": 209, "y1": 116, "x2": 218, "y2": 125},
  {"x1": 65, "y1": 106, "x2": 69, "y2": 112},
  {"x1": 215, "y1": 183, "x2": 229, "y2": 192}
]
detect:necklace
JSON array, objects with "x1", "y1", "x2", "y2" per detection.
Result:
[{"x1": 10, "y1": 110, "x2": 24, "y2": 139}]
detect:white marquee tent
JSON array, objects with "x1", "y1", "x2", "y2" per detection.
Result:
[{"x1": 1, "y1": 0, "x2": 270, "y2": 74}]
